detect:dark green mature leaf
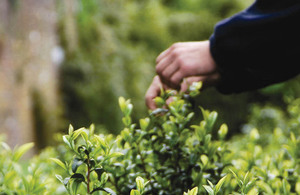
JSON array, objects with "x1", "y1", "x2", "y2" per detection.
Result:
[
  {"x1": 72, "y1": 179, "x2": 81, "y2": 194},
  {"x1": 71, "y1": 173, "x2": 85, "y2": 183},
  {"x1": 72, "y1": 157, "x2": 84, "y2": 173},
  {"x1": 94, "y1": 168, "x2": 105, "y2": 180}
]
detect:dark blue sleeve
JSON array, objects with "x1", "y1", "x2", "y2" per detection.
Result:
[{"x1": 209, "y1": 0, "x2": 300, "y2": 94}]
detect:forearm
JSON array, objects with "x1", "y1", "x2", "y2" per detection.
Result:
[{"x1": 210, "y1": 0, "x2": 300, "y2": 94}]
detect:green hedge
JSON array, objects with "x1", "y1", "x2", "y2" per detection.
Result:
[{"x1": 1, "y1": 83, "x2": 299, "y2": 194}]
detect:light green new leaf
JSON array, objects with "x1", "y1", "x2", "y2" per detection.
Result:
[
  {"x1": 13, "y1": 142, "x2": 34, "y2": 162},
  {"x1": 68, "y1": 124, "x2": 74, "y2": 135},
  {"x1": 139, "y1": 118, "x2": 150, "y2": 130},
  {"x1": 4, "y1": 171, "x2": 17, "y2": 186},
  {"x1": 130, "y1": 189, "x2": 141, "y2": 195},
  {"x1": 72, "y1": 128, "x2": 85, "y2": 140},
  {"x1": 189, "y1": 187, "x2": 198, "y2": 195},
  {"x1": 63, "y1": 135, "x2": 72, "y2": 149},
  {"x1": 110, "y1": 152, "x2": 124, "y2": 158},
  {"x1": 1, "y1": 142, "x2": 11, "y2": 152},
  {"x1": 50, "y1": 158, "x2": 67, "y2": 171},
  {"x1": 203, "y1": 185, "x2": 214, "y2": 195},
  {"x1": 215, "y1": 175, "x2": 227, "y2": 194},
  {"x1": 55, "y1": 174, "x2": 64, "y2": 184},
  {"x1": 89, "y1": 124, "x2": 95, "y2": 137},
  {"x1": 136, "y1": 176, "x2": 145, "y2": 191},
  {"x1": 207, "y1": 180, "x2": 214, "y2": 188},
  {"x1": 80, "y1": 130, "x2": 89, "y2": 143},
  {"x1": 229, "y1": 169, "x2": 243, "y2": 188}
]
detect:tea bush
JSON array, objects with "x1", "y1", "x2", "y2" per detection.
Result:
[{"x1": 1, "y1": 83, "x2": 299, "y2": 194}]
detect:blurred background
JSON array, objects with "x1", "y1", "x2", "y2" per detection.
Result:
[{"x1": 1, "y1": 0, "x2": 300, "y2": 153}]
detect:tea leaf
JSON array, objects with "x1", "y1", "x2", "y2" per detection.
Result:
[
  {"x1": 50, "y1": 158, "x2": 67, "y2": 171},
  {"x1": 215, "y1": 175, "x2": 227, "y2": 193},
  {"x1": 13, "y1": 142, "x2": 34, "y2": 162}
]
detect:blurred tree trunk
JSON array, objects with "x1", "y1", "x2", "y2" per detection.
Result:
[
  {"x1": 63, "y1": 0, "x2": 78, "y2": 52},
  {"x1": 0, "y1": 0, "x2": 62, "y2": 153}
]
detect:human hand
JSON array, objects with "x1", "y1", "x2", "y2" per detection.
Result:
[
  {"x1": 145, "y1": 75, "x2": 219, "y2": 110},
  {"x1": 156, "y1": 40, "x2": 219, "y2": 89},
  {"x1": 145, "y1": 41, "x2": 220, "y2": 109}
]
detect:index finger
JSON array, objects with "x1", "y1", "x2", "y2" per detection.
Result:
[{"x1": 145, "y1": 76, "x2": 162, "y2": 110}]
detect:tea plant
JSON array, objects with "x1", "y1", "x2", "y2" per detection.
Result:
[
  {"x1": 1, "y1": 81, "x2": 300, "y2": 194},
  {"x1": 51, "y1": 124, "x2": 124, "y2": 194}
]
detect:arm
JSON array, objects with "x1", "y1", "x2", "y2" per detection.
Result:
[
  {"x1": 210, "y1": 0, "x2": 300, "y2": 93},
  {"x1": 146, "y1": 0, "x2": 300, "y2": 109}
]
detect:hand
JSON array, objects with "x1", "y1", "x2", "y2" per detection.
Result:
[
  {"x1": 156, "y1": 41, "x2": 219, "y2": 89},
  {"x1": 145, "y1": 40, "x2": 220, "y2": 110},
  {"x1": 145, "y1": 76, "x2": 165, "y2": 110},
  {"x1": 145, "y1": 75, "x2": 219, "y2": 110}
]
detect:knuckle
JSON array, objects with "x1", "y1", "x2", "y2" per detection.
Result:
[
  {"x1": 176, "y1": 56, "x2": 185, "y2": 66},
  {"x1": 171, "y1": 48, "x2": 181, "y2": 59},
  {"x1": 156, "y1": 66, "x2": 162, "y2": 74},
  {"x1": 170, "y1": 77, "x2": 179, "y2": 86}
]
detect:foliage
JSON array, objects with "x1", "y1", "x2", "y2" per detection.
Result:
[{"x1": 1, "y1": 82, "x2": 300, "y2": 194}]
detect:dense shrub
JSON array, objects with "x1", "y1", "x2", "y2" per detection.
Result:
[{"x1": 1, "y1": 83, "x2": 299, "y2": 194}]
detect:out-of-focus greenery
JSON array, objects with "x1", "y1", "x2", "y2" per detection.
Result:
[{"x1": 58, "y1": 0, "x2": 253, "y2": 133}]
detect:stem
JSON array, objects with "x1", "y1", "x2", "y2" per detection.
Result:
[{"x1": 87, "y1": 154, "x2": 91, "y2": 194}]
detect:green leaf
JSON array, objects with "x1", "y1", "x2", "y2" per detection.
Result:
[
  {"x1": 130, "y1": 189, "x2": 141, "y2": 195},
  {"x1": 4, "y1": 171, "x2": 17, "y2": 185},
  {"x1": 103, "y1": 187, "x2": 117, "y2": 195},
  {"x1": 110, "y1": 152, "x2": 124, "y2": 158},
  {"x1": 154, "y1": 96, "x2": 165, "y2": 107},
  {"x1": 71, "y1": 173, "x2": 85, "y2": 183},
  {"x1": 207, "y1": 180, "x2": 214, "y2": 188},
  {"x1": 189, "y1": 187, "x2": 198, "y2": 195},
  {"x1": 81, "y1": 130, "x2": 89, "y2": 143},
  {"x1": 89, "y1": 124, "x2": 95, "y2": 137},
  {"x1": 71, "y1": 179, "x2": 80, "y2": 194},
  {"x1": 72, "y1": 128, "x2": 85, "y2": 140},
  {"x1": 282, "y1": 179, "x2": 288, "y2": 195},
  {"x1": 68, "y1": 124, "x2": 74, "y2": 135},
  {"x1": 50, "y1": 158, "x2": 67, "y2": 171},
  {"x1": 119, "y1": 97, "x2": 127, "y2": 114},
  {"x1": 95, "y1": 135, "x2": 108, "y2": 154},
  {"x1": 245, "y1": 178, "x2": 257, "y2": 194},
  {"x1": 13, "y1": 142, "x2": 34, "y2": 161},
  {"x1": 21, "y1": 175, "x2": 30, "y2": 192},
  {"x1": 101, "y1": 172, "x2": 109, "y2": 184},
  {"x1": 218, "y1": 124, "x2": 228, "y2": 139},
  {"x1": 139, "y1": 117, "x2": 150, "y2": 130},
  {"x1": 64, "y1": 177, "x2": 70, "y2": 186},
  {"x1": 63, "y1": 135, "x2": 72, "y2": 149},
  {"x1": 55, "y1": 174, "x2": 64, "y2": 184},
  {"x1": 94, "y1": 168, "x2": 105, "y2": 180},
  {"x1": 1, "y1": 142, "x2": 11, "y2": 151},
  {"x1": 72, "y1": 158, "x2": 84, "y2": 173},
  {"x1": 229, "y1": 169, "x2": 243, "y2": 188},
  {"x1": 122, "y1": 116, "x2": 132, "y2": 127},
  {"x1": 136, "y1": 176, "x2": 145, "y2": 192},
  {"x1": 203, "y1": 185, "x2": 214, "y2": 195},
  {"x1": 215, "y1": 175, "x2": 227, "y2": 193}
]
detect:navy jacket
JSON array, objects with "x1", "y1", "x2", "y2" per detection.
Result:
[{"x1": 210, "y1": 0, "x2": 300, "y2": 94}]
